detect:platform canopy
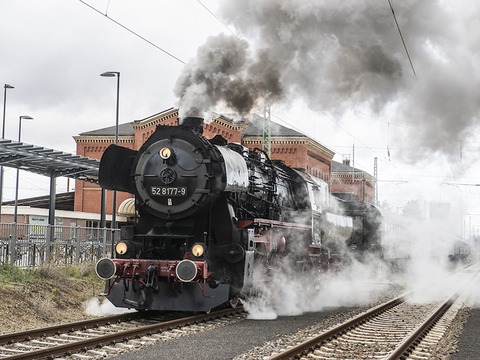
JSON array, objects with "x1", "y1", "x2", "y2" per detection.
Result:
[{"x1": 0, "y1": 139, "x2": 99, "y2": 182}]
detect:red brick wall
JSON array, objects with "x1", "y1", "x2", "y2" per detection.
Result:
[
  {"x1": 74, "y1": 140, "x2": 135, "y2": 213},
  {"x1": 203, "y1": 122, "x2": 242, "y2": 143},
  {"x1": 305, "y1": 152, "x2": 331, "y2": 182},
  {"x1": 271, "y1": 142, "x2": 304, "y2": 168},
  {"x1": 331, "y1": 174, "x2": 375, "y2": 203}
]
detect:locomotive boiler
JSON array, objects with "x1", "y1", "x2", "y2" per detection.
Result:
[{"x1": 95, "y1": 117, "x2": 355, "y2": 312}]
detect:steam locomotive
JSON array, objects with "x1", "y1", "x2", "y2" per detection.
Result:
[{"x1": 95, "y1": 117, "x2": 384, "y2": 312}]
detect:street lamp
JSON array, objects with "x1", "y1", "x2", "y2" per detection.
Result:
[
  {"x1": 100, "y1": 71, "x2": 120, "y2": 235},
  {"x1": 2, "y1": 84, "x2": 14, "y2": 139},
  {"x1": 0, "y1": 84, "x2": 14, "y2": 221},
  {"x1": 14, "y1": 115, "x2": 33, "y2": 224},
  {"x1": 11, "y1": 115, "x2": 32, "y2": 263}
]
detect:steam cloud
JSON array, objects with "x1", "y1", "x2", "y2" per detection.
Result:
[
  {"x1": 175, "y1": 1, "x2": 480, "y2": 159},
  {"x1": 241, "y1": 214, "x2": 478, "y2": 320},
  {"x1": 84, "y1": 297, "x2": 134, "y2": 315}
]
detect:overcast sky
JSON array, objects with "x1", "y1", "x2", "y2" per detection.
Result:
[{"x1": 2, "y1": 0, "x2": 480, "y2": 237}]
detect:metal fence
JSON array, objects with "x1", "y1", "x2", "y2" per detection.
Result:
[{"x1": 0, "y1": 223, "x2": 116, "y2": 266}]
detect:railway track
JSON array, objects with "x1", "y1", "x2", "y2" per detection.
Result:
[
  {"x1": 1, "y1": 263, "x2": 476, "y2": 359},
  {"x1": 264, "y1": 264, "x2": 480, "y2": 360},
  {"x1": 0, "y1": 306, "x2": 245, "y2": 359}
]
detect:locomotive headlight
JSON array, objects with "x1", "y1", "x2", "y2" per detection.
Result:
[
  {"x1": 95, "y1": 258, "x2": 117, "y2": 280},
  {"x1": 159, "y1": 147, "x2": 172, "y2": 160},
  {"x1": 115, "y1": 241, "x2": 129, "y2": 255},
  {"x1": 191, "y1": 243, "x2": 206, "y2": 258}
]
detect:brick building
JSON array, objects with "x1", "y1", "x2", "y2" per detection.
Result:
[
  {"x1": 73, "y1": 108, "x2": 374, "y2": 218},
  {"x1": 331, "y1": 159, "x2": 375, "y2": 203},
  {"x1": 242, "y1": 116, "x2": 333, "y2": 182}
]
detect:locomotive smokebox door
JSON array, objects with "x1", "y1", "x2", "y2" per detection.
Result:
[{"x1": 131, "y1": 125, "x2": 225, "y2": 220}]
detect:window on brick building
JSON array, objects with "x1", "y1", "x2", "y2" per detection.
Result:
[{"x1": 86, "y1": 220, "x2": 99, "y2": 228}]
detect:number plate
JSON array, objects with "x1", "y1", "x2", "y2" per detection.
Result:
[{"x1": 150, "y1": 186, "x2": 187, "y2": 197}]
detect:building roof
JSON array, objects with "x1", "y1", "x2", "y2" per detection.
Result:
[
  {"x1": 78, "y1": 122, "x2": 135, "y2": 137},
  {"x1": 331, "y1": 160, "x2": 364, "y2": 173},
  {"x1": 332, "y1": 160, "x2": 375, "y2": 182},
  {"x1": 3, "y1": 192, "x2": 74, "y2": 210},
  {"x1": 242, "y1": 114, "x2": 306, "y2": 137},
  {"x1": 78, "y1": 109, "x2": 307, "y2": 139},
  {"x1": 78, "y1": 108, "x2": 179, "y2": 137}
]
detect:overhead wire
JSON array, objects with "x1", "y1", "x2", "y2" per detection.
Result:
[
  {"x1": 196, "y1": 0, "x2": 236, "y2": 36},
  {"x1": 269, "y1": 111, "x2": 383, "y2": 171},
  {"x1": 77, "y1": 0, "x2": 186, "y2": 64},
  {"x1": 356, "y1": 111, "x2": 408, "y2": 128},
  {"x1": 355, "y1": 112, "x2": 410, "y2": 163}
]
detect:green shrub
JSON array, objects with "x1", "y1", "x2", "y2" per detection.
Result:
[
  {"x1": 0, "y1": 263, "x2": 101, "y2": 285},
  {"x1": 0, "y1": 263, "x2": 37, "y2": 283}
]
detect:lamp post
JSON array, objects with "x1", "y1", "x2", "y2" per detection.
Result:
[
  {"x1": 13, "y1": 115, "x2": 33, "y2": 223},
  {"x1": 100, "y1": 71, "x2": 120, "y2": 239},
  {"x1": 2, "y1": 85, "x2": 14, "y2": 138},
  {"x1": 11, "y1": 115, "x2": 32, "y2": 263},
  {"x1": 0, "y1": 84, "x2": 14, "y2": 221}
]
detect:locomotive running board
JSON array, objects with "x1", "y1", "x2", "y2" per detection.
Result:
[{"x1": 236, "y1": 218, "x2": 311, "y2": 229}]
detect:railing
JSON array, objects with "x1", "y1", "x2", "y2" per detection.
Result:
[{"x1": 0, "y1": 223, "x2": 117, "y2": 266}]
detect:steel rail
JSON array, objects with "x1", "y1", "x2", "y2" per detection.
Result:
[
  {"x1": 385, "y1": 268, "x2": 480, "y2": 359},
  {"x1": 0, "y1": 311, "x2": 149, "y2": 346},
  {"x1": 2, "y1": 307, "x2": 243, "y2": 359},
  {"x1": 267, "y1": 296, "x2": 406, "y2": 360}
]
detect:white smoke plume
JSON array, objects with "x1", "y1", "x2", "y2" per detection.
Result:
[
  {"x1": 242, "y1": 256, "x2": 393, "y2": 320},
  {"x1": 241, "y1": 208, "x2": 479, "y2": 320},
  {"x1": 175, "y1": 1, "x2": 480, "y2": 160},
  {"x1": 84, "y1": 297, "x2": 135, "y2": 316}
]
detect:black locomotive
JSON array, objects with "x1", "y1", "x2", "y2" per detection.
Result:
[{"x1": 95, "y1": 117, "x2": 378, "y2": 312}]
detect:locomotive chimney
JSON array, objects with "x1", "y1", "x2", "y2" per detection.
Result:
[{"x1": 181, "y1": 117, "x2": 204, "y2": 134}]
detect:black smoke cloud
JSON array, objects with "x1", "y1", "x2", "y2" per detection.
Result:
[
  {"x1": 174, "y1": 0, "x2": 480, "y2": 159},
  {"x1": 174, "y1": 33, "x2": 284, "y2": 118}
]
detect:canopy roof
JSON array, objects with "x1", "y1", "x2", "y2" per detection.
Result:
[{"x1": 0, "y1": 139, "x2": 99, "y2": 182}]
